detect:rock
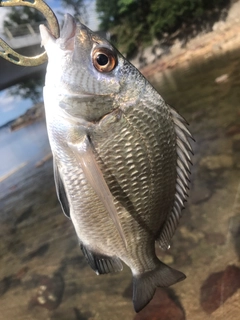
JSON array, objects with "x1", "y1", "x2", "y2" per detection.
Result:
[
  {"x1": 191, "y1": 180, "x2": 213, "y2": 205},
  {"x1": 200, "y1": 155, "x2": 233, "y2": 170},
  {"x1": 10, "y1": 103, "x2": 45, "y2": 131},
  {"x1": 179, "y1": 226, "x2": 204, "y2": 243},
  {"x1": 200, "y1": 265, "x2": 240, "y2": 314},
  {"x1": 232, "y1": 135, "x2": 240, "y2": 168},
  {"x1": 211, "y1": 290, "x2": 240, "y2": 320},
  {"x1": 229, "y1": 215, "x2": 240, "y2": 259},
  {"x1": 226, "y1": 126, "x2": 240, "y2": 136},
  {"x1": 215, "y1": 74, "x2": 229, "y2": 83},
  {"x1": 15, "y1": 206, "x2": 33, "y2": 225},
  {"x1": 212, "y1": 21, "x2": 226, "y2": 32},
  {"x1": 134, "y1": 288, "x2": 185, "y2": 320},
  {"x1": 122, "y1": 281, "x2": 132, "y2": 299},
  {"x1": 50, "y1": 307, "x2": 92, "y2": 320},
  {"x1": 0, "y1": 277, "x2": 11, "y2": 296},
  {"x1": 29, "y1": 273, "x2": 64, "y2": 310},
  {"x1": 22, "y1": 243, "x2": 50, "y2": 262},
  {"x1": 205, "y1": 232, "x2": 226, "y2": 246}
]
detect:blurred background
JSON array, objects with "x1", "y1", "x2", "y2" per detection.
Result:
[{"x1": 0, "y1": 0, "x2": 240, "y2": 319}]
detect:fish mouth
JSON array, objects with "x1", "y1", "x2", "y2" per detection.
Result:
[{"x1": 59, "y1": 14, "x2": 77, "y2": 50}]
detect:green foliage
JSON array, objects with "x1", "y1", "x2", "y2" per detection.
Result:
[
  {"x1": 96, "y1": 0, "x2": 231, "y2": 58},
  {"x1": 60, "y1": 0, "x2": 87, "y2": 21},
  {"x1": 4, "y1": 7, "x2": 44, "y2": 28}
]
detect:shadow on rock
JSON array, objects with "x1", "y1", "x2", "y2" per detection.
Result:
[
  {"x1": 123, "y1": 286, "x2": 186, "y2": 320},
  {"x1": 229, "y1": 214, "x2": 240, "y2": 259},
  {"x1": 200, "y1": 265, "x2": 240, "y2": 314}
]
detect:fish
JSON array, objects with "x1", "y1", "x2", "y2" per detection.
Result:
[{"x1": 39, "y1": 13, "x2": 193, "y2": 312}]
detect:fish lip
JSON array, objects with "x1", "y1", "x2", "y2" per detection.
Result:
[{"x1": 60, "y1": 13, "x2": 77, "y2": 41}]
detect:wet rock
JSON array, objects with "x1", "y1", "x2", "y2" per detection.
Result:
[
  {"x1": 15, "y1": 206, "x2": 33, "y2": 225},
  {"x1": 122, "y1": 281, "x2": 132, "y2": 299},
  {"x1": 22, "y1": 243, "x2": 50, "y2": 262},
  {"x1": 22, "y1": 273, "x2": 43, "y2": 290},
  {"x1": 15, "y1": 266, "x2": 29, "y2": 280},
  {"x1": 205, "y1": 232, "x2": 226, "y2": 246},
  {"x1": 232, "y1": 135, "x2": 240, "y2": 168},
  {"x1": 226, "y1": 125, "x2": 240, "y2": 137},
  {"x1": 229, "y1": 215, "x2": 240, "y2": 259},
  {"x1": 191, "y1": 180, "x2": 213, "y2": 205},
  {"x1": 134, "y1": 288, "x2": 185, "y2": 320},
  {"x1": 50, "y1": 307, "x2": 92, "y2": 320},
  {"x1": 200, "y1": 265, "x2": 240, "y2": 314},
  {"x1": 73, "y1": 307, "x2": 92, "y2": 320},
  {"x1": 29, "y1": 273, "x2": 64, "y2": 310},
  {"x1": 211, "y1": 290, "x2": 240, "y2": 320},
  {"x1": 59, "y1": 255, "x2": 86, "y2": 274},
  {"x1": 179, "y1": 226, "x2": 204, "y2": 243},
  {"x1": 200, "y1": 154, "x2": 233, "y2": 170},
  {"x1": 0, "y1": 277, "x2": 11, "y2": 296},
  {"x1": 10, "y1": 103, "x2": 45, "y2": 131}
]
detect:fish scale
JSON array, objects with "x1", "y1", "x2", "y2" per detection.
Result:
[{"x1": 40, "y1": 14, "x2": 193, "y2": 313}]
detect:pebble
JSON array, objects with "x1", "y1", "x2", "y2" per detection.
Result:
[
  {"x1": 215, "y1": 74, "x2": 229, "y2": 83},
  {"x1": 29, "y1": 273, "x2": 64, "y2": 310},
  {"x1": 200, "y1": 265, "x2": 240, "y2": 314}
]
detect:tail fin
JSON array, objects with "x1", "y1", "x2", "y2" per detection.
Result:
[{"x1": 132, "y1": 261, "x2": 186, "y2": 312}]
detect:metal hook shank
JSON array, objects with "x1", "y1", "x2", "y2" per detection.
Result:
[{"x1": 0, "y1": 0, "x2": 59, "y2": 66}]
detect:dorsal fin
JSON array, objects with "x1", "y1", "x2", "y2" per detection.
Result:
[{"x1": 158, "y1": 106, "x2": 194, "y2": 250}]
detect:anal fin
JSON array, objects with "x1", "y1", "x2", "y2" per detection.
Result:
[{"x1": 80, "y1": 243, "x2": 123, "y2": 275}]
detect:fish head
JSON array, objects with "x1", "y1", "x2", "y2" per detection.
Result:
[{"x1": 40, "y1": 14, "x2": 142, "y2": 121}]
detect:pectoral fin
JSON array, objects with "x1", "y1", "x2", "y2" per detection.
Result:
[
  {"x1": 53, "y1": 158, "x2": 71, "y2": 219},
  {"x1": 68, "y1": 136, "x2": 127, "y2": 247}
]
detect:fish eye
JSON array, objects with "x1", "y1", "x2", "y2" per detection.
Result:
[{"x1": 92, "y1": 47, "x2": 117, "y2": 73}]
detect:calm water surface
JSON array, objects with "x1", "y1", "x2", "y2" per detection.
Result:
[
  {"x1": 0, "y1": 121, "x2": 50, "y2": 177},
  {"x1": 0, "y1": 49, "x2": 240, "y2": 320}
]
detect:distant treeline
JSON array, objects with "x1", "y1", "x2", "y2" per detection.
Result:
[{"x1": 96, "y1": 0, "x2": 231, "y2": 58}]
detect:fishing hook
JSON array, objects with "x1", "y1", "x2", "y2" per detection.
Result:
[{"x1": 0, "y1": 0, "x2": 59, "y2": 66}]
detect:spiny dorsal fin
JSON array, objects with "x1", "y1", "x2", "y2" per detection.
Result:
[{"x1": 158, "y1": 106, "x2": 193, "y2": 250}]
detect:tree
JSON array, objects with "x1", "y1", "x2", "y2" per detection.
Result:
[
  {"x1": 60, "y1": 0, "x2": 88, "y2": 23},
  {"x1": 4, "y1": 6, "x2": 44, "y2": 28},
  {"x1": 96, "y1": 0, "x2": 231, "y2": 58}
]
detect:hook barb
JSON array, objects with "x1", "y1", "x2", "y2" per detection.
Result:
[{"x1": 0, "y1": 0, "x2": 59, "y2": 66}]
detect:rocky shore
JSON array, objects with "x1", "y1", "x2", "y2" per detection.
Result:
[
  {"x1": 8, "y1": 1, "x2": 240, "y2": 131},
  {"x1": 1, "y1": 2, "x2": 240, "y2": 319},
  {"x1": 135, "y1": 1, "x2": 240, "y2": 78},
  {"x1": 10, "y1": 103, "x2": 44, "y2": 131}
]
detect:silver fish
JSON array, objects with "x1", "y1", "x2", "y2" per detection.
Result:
[{"x1": 40, "y1": 14, "x2": 193, "y2": 312}]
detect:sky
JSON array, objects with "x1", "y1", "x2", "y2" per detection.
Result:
[{"x1": 0, "y1": 0, "x2": 100, "y2": 127}]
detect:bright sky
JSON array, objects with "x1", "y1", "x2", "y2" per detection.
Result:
[{"x1": 0, "y1": 0, "x2": 99, "y2": 127}]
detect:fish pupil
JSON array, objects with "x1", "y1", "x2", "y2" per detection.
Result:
[{"x1": 96, "y1": 54, "x2": 109, "y2": 66}]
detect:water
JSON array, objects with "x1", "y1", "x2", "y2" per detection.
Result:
[
  {"x1": 0, "y1": 50, "x2": 240, "y2": 319},
  {"x1": 0, "y1": 120, "x2": 50, "y2": 178}
]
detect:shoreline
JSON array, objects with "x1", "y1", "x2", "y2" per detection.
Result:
[
  {"x1": 2, "y1": 1, "x2": 240, "y2": 131},
  {"x1": 139, "y1": 1, "x2": 240, "y2": 78}
]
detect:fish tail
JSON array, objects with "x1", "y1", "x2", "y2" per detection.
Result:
[{"x1": 132, "y1": 261, "x2": 186, "y2": 312}]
